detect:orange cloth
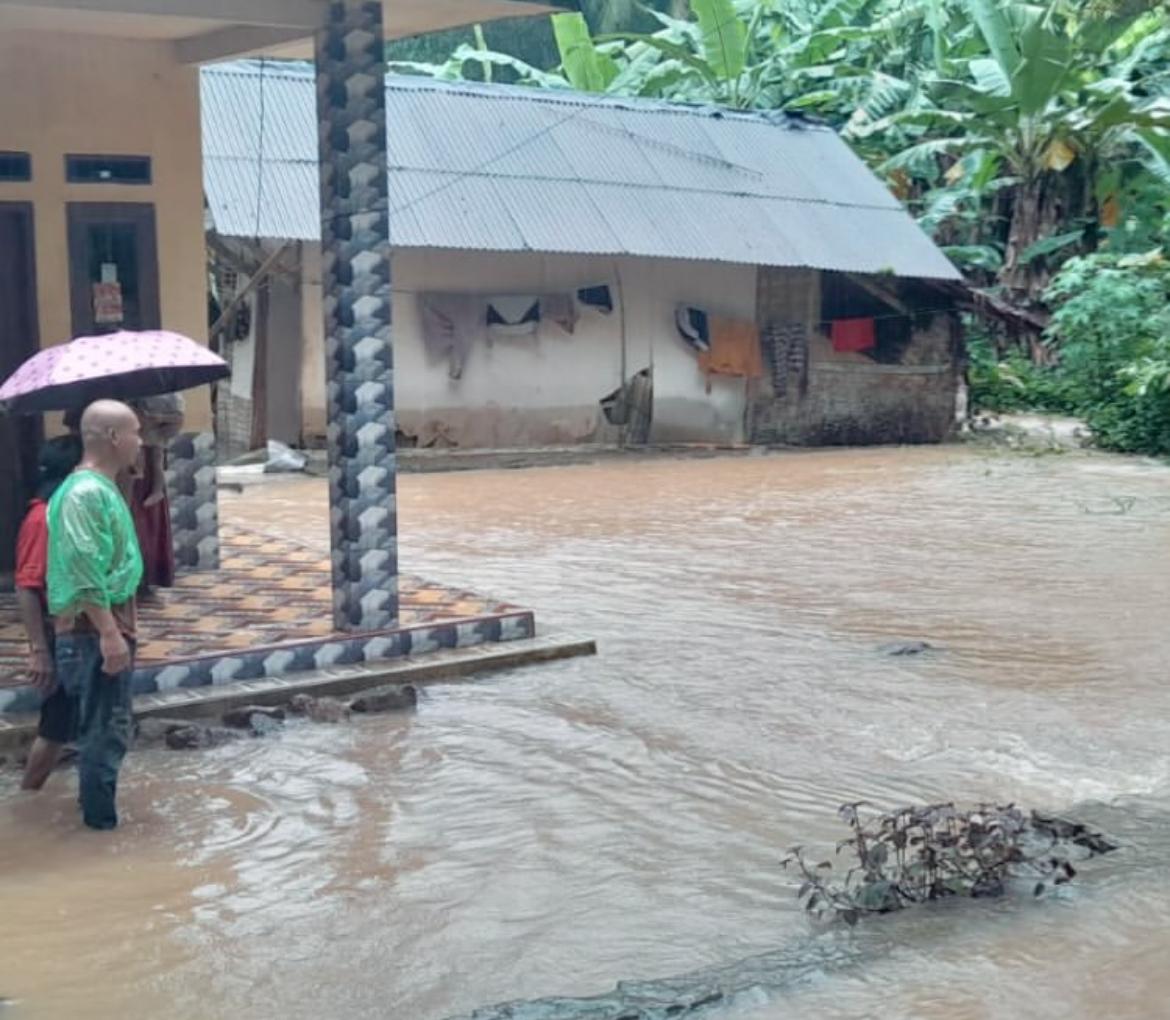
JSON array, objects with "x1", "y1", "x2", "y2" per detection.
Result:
[{"x1": 697, "y1": 316, "x2": 764, "y2": 379}]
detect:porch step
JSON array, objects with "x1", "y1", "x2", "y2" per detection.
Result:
[{"x1": 0, "y1": 633, "x2": 596, "y2": 757}]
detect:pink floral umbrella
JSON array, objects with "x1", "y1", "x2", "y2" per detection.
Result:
[{"x1": 0, "y1": 330, "x2": 229, "y2": 414}]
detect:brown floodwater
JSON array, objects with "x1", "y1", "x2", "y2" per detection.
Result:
[{"x1": 2, "y1": 445, "x2": 1169, "y2": 1020}]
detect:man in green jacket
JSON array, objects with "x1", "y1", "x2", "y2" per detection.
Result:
[{"x1": 47, "y1": 399, "x2": 144, "y2": 831}]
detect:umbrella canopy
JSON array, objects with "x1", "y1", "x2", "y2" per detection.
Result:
[{"x1": 0, "y1": 330, "x2": 229, "y2": 415}]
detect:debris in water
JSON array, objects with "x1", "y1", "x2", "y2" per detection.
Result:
[
  {"x1": 783, "y1": 801, "x2": 1118, "y2": 925},
  {"x1": 164, "y1": 725, "x2": 245, "y2": 751},
  {"x1": 136, "y1": 717, "x2": 196, "y2": 744},
  {"x1": 288, "y1": 693, "x2": 351, "y2": 724},
  {"x1": 222, "y1": 705, "x2": 286, "y2": 729},
  {"x1": 350, "y1": 684, "x2": 419, "y2": 714},
  {"x1": 444, "y1": 938, "x2": 865, "y2": 1020},
  {"x1": 879, "y1": 640, "x2": 936, "y2": 656},
  {"x1": 247, "y1": 713, "x2": 284, "y2": 737}
]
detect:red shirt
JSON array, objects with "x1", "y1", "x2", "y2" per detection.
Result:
[{"x1": 14, "y1": 499, "x2": 49, "y2": 599}]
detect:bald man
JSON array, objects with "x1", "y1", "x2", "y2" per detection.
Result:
[{"x1": 47, "y1": 399, "x2": 144, "y2": 831}]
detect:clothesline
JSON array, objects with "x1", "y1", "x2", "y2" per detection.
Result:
[
  {"x1": 299, "y1": 281, "x2": 960, "y2": 323},
  {"x1": 806, "y1": 307, "x2": 959, "y2": 329},
  {"x1": 303, "y1": 281, "x2": 601, "y2": 299}
]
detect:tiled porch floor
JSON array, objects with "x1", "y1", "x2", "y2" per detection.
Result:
[{"x1": 0, "y1": 522, "x2": 529, "y2": 692}]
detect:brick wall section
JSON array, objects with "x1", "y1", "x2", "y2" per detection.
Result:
[
  {"x1": 750, "y1": 267, "x2": 960, "y2": 446},
  {"x1": 224, "y1": 393, "x2": 254, "y2": 459}
]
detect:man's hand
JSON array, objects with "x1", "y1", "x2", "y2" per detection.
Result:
[
  {"x1": 142, "y1": 489, "x2": 166, "y2": 508},
  {"x1": 27, "y1": 648, "x2": 55, "y2": 695},
  {"x1": 99, "y1": 630, "x2": 131, "y2": 676}
]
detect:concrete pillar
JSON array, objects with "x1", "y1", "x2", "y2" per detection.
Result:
[
  {"x1": 314, "y1": 0, "x2": 398, "y2": 632},
  {"x1": 167, "y1": 432, "x2": 219, "y2": 573}
]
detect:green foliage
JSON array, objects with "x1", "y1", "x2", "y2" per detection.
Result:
[
  {"x1": 385, "y1": 1, "x2": 678, "y2": 81},
  {"x1": 386, "y1": 18, "x2": 558, "y2": 80},
  {"x1": 971, "y1": 243, "x2": 1170, "y2": 457},
  {"x1": 967, "y1": 333, "x2": 1080, "y2": 414},
  {"x1": 691, "y1": 0, "x2": 748, "y2": 87},
  {"x1": 1044, "y1": 249, "x2": 1170, "y2": 454},
  {"x1": 553, "y1": 12, "x2": 619, "y2": 91}
]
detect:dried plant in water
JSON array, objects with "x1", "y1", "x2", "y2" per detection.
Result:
[{"x1": 782, "y1": 802, "x2": 1118, "y2": 927}]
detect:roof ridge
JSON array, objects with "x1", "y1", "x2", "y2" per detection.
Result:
[
  {"x1": 202, "y1": 59, "x2": 824, "y2": 131},
  {"x1": 199, "y1": 60, "x2": 958, "y2": 279}
]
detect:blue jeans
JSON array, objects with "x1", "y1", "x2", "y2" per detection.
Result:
[{"x1": 55, "y1": 633, "x2": 134, "y2": 831}]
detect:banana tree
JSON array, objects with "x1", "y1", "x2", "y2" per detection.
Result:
[
  {"x1": 390, "y1": 1, "x2": 964, "y2": 119},
  {"x1": 862, "y1": 0, "x2": 1170, "y2": 308},
  {"x1": 597, "y1": 0, "x2": 914, "y2": 113}
]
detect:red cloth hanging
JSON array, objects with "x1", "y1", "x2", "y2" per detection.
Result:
[{"x1": 830, "y1": 317, "x2": 876, "y2": 353}]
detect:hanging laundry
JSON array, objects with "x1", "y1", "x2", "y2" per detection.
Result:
[
  {"x1": 577, "y1": 285, "x2": 614, "y2": 314},
  {"x1": 599, "y1": 382, "x2": 630, "y2": 426},
  {"x1": 830, "y1": 317, "x2": 876, "y2": 353},
  {"x1": 487, "y1": 295, "x2": 541, "y2": 339},
  {"x1": 625, "y1": 368, "x2": 653, "y2": 445},
  {"x1": 697, "y1": 316, "x2": 764, "y2": 380},
  {"x1": 419, "y1": 293, "x2": 484, "y2": 380},
  {"x1": 762, "y1": 321, "x2": 809, "y2": 398},
  {"x1": 541, "y1": 293, "x2": 579, "y2": 335},
  {"x1": 675, "y1": 306, "x2": 711, "y2": 353},
  {"x1": 599, "y1": 368, "x2": 653, "y2": 442}
]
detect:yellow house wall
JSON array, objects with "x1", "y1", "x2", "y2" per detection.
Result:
[{"x1": 0, "y1": 31, "x2": 210, "y2": 430}]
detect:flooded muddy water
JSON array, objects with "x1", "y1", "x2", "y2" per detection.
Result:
[{"x1": 2, "y1": 446, "x2": 1169, "y2": 1019}]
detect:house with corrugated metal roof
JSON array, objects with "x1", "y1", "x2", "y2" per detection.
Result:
[{"x1": 201, "y1": 59, "x2": 963, "y2": 454}]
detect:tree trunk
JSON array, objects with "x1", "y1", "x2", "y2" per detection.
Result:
[
  {"x1": 1000, "y1": 173, "x2": 1067, "y2": 362},
  {"x1": 1002, "y1": 178, "x2": 1042, "y2": 297}
]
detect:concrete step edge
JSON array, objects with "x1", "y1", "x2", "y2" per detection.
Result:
[{"x1": 0, "y1": 634, "x2": 596, "y2": 756}]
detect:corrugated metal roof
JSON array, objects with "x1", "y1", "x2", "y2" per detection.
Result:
[{"x1": 202, "y1": 60, "x2": 959, "y2": 280}]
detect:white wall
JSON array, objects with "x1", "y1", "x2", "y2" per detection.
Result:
[
  {"x1": 228, "y1": 273, "x2": 257, "y2": 401},
  {"x1": 265, "y1": 274, "x2": 303, "y2": 445},
  {"x1": 299, "y1": 247, "x2": 758, "y2": 448},
  {"x1": 615, "y1": 255, "x2": 757, "y2": 444}
]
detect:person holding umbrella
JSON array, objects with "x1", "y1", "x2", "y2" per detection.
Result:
[
  {"x1": 47, "y1": 400, "x2": 144, "y2": 830},
  {"x1": 67, "y1": 394, "x2": 186, "y2": 600},
  {"x1": 0, "y1": 329, "x2": 228, "y2": 417},
  {"x1": 0, "y1": 328, "x2": 228, "y2": 824}
]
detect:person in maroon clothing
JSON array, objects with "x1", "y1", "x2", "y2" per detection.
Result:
[
  {"x1": 129, "y1": 394, "x2": 184, "y2": 601},
  {"x1": 16, "y1": 435, "x2": 83, "y2": 790}
]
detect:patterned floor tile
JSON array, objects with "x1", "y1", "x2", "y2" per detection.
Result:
[{"x1": 0, "y1": 523, "x2": 524, "y2": 689}]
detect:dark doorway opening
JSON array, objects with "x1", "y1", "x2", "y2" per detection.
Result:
[{"x1": 0, "y1": 202, "x2": 42, "y2": 580}]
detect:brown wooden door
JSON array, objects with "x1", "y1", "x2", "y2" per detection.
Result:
[
  {"x1": 67, "y1": 202, "x2": 160, "y2": 336},
  {"x1": 0, "y1": 202, "x2": 41, "y2": 577}
]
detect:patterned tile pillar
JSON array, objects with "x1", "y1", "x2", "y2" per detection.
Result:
[
  {"x1": 314, "y1": 0, "x2": 399, "y2": 632},
  {"x1": 167, "y1": 432, "x2": 220, "y2": 573}
]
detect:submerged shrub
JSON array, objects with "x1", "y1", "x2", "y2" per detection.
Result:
[{"x1": 783, "y1": 802, "x2": 1118, "y2": 926}]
